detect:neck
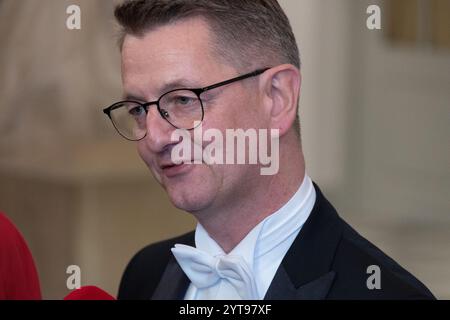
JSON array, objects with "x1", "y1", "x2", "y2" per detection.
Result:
[{"x1": 193, "y1": 132, "x2": 305, "y2": 253}]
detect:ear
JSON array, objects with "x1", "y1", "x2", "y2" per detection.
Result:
[{"x1": 260, "y1": 64, "x2": 301, "y2": 137}]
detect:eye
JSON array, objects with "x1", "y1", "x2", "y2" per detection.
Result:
[
  {"x1": 174, "y1": 95, "x2": 196, "y2": 106},
  {"x1": 128, "y1": 105, "x2": 146, "y2": 117}
]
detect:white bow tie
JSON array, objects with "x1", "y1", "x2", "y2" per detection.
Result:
[{"x1": 171, "y1": 244, "x2": 259, "y2": 300}]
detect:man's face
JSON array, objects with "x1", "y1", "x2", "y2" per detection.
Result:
[{"x1": 121, "y1": 18, "x2": 268, "y2": 214}]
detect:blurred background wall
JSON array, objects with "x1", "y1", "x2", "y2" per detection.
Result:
[{"x1": 0, "y1": 0, "x2": 449, "y2": 299}]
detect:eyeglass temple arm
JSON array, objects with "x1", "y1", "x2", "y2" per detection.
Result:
[{"x1": 199, "y1": 68, "x2": 270, "y2": 93}]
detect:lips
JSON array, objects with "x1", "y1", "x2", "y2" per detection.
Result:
[
  {"x1": 159, "y1": 162, "x2": 193, "y2": 178},
  {"x1": 159, "y1": 158, "x2": 200, "y2": 170},
  {"x1": 160, "y1": 160, "x2": 188, "y2": 169},
  {"x1": 160, "y1": 163, "x2": 179, "y2": 170}
]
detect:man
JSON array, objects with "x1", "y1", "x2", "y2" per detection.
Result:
[{"x1": 104, "y1": 0, "x2": 434, "y2": 299}]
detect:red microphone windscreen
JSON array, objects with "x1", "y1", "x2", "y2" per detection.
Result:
[{"x1": 64, "y1": 286, "x2": 116, "y2": 300}]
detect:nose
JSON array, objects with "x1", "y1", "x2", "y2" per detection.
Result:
[{"x1": 142, "y1": 105, "x2": 177, "y2": 153}]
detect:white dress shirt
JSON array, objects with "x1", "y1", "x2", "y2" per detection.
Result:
[{"x1": 181, "y1": 174, "x2": 316, "y2": 300}]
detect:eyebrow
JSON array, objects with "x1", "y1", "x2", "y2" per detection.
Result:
[
  {"x1": 123, "y1": 93, "x2": 146, "y2": 102},
  {"x1": 123, "y1": 78, "x2": 203, "y2": 102}
]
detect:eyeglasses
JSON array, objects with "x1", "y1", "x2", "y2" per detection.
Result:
[{"x1": 103, "y1": 68, "x2": 270, "y2": 141}]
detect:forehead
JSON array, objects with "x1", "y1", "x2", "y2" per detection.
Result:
[{"x1": 121, "y1": 18, "x2": 225, "y2": 99}]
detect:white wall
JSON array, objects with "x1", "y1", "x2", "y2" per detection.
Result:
[{"x1": 352, "y1": 0, "x2": 450, "y2": 223}]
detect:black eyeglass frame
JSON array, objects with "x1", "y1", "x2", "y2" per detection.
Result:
[{"x1": 103, "y1": 67, "x2": 270, "y2": 141}]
